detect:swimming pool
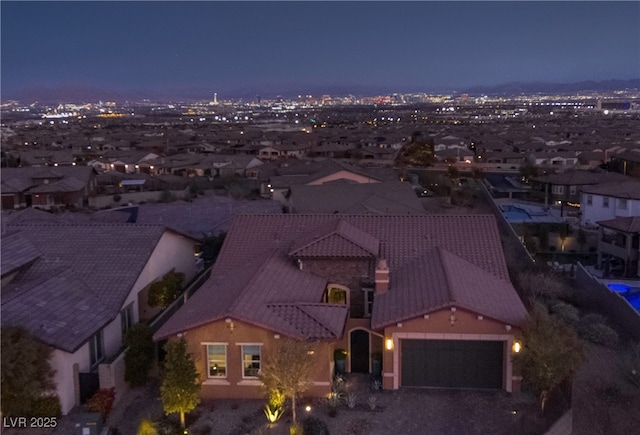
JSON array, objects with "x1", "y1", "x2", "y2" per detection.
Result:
[
  {"x1": 607, "y1": 283, "x2": 640, "y2": 310},
  {"x1": 501, "y1": 205, "x2": 532, "y2": 222}
]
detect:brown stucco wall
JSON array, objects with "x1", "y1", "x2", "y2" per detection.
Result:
[{"x1": 176, "y1": 319, "x2": 334, "y2": 400}]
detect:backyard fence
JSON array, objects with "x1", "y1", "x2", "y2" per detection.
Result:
[{"x1": 575, "y1": 263, "x2": 640, "y2": 341}]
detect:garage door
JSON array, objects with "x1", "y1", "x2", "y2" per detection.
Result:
[{"x1": 401, "y1": 339, "x2": 503, "y2": 389}]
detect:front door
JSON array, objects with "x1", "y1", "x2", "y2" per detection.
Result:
[{"x1": 350, "y1": 329, "x2": 370, "y2": 373}]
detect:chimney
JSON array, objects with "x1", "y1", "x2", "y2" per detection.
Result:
[{"x1": 375, "y1": 259, "x2": 389, "y2": 294}]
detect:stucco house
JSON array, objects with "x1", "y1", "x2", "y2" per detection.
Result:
[
  {"x1": 1, "y1": 222, "x2": 200, "y2": 414},
  {"x1": 596, "y1": 216, "x2": 640, "y2": 278},
  {"x1": 154, "y1": 214, "x2": 528, "y2": 402},
  {"x1": 580, "y1": 179, "x2": 640, "y2": 228},
  {"x1": 1, "y1": 166, "x2": 98, "y2": 210}
]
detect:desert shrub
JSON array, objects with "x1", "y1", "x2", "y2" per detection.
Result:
[
  {"x1": 548, "y1": 300, "x2": 581, "y2": 327},
  {"x1": 301, "y1": 416, "x2": 330, "y2": 435},
  {"x1": 579, "y1": 322, "x2": 619, "y2": 347},
  {"x1": 516, "y1": 270, "x2": 566, "y2": 300},
  {"x1": 85, "y1": 388, "x2": 116, "y2": 422},
  {"x1": 345, "y1": 393, "x2": 357, "y2": 409},
  {"x1": 31, "y1": 395, "x2": 62, "y2": 418},
  {"x1": 581, "y1": 313, "x2": 607, "y2": 324},
  {"x1": 367, "y1": 395, "x2": 378, "y2": 411},
  {"x1": 289, "y1": 423, "x2": 303, "y2": 435},
  {"x1": 137, "y1": 419, "x2": 158, "y2": 435}
]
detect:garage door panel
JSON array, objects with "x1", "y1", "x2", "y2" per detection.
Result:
[{"x1": 401, "y1": 339, "x2": 503, "y2": 389}]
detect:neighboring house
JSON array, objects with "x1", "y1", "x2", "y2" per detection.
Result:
[
  {"x1": 580, "y1": 179, "x2": 640, "y2": 228},
  {"x1": 258, "y1": 143, "x2": 311, "y2": 160},
  {"x1": 596, "y1": 216, "x2": 640, "y2": 278},
  {"x1": 287, "y1": 182, "x2": 425, "y2": 215},
  {"x1": 0, "y1": 222, "x2": 200, "y2": 414},
  {"x1": 0, "y1": 166, "x2": 98, "y2": 210},
  {"x1": 154, "y1": 214, "x2": 528, "y2": 402},
  {"x1": 527, "y1": 152, "x2": 579, "y2": 167},
  {"x1": 261, "y1": 159, "x2": 387, "y2": 203},
  {"x1": 530, "y1": 170, "x2": 629, "y2": 212},
  {"x1": 610, "y1": 150, "x2": 640, "y2": 178}
]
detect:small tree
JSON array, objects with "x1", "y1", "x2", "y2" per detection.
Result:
[
  {"x1": 1, "y1": 327, "x2": 57, "y2": 416},
  {"x1": 514, "y1": 304, "x2": 585, "y2": 411},
  {"x1": 259, "y1": 338, "x2": 316, "y2": 426},
  {"x1": 148, "y1": 271, "x2": 185, "y2": 309},
  {"x1": 124, "y1": 323, "x2": 155, "y2": 387},
  {"x1": 160, "y1": 338, "x2": 201, "y2": 428}
]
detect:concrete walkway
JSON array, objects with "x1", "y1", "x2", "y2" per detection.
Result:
[{"x1": 544, "y1": 410, "x2": 572, "y2": 435}]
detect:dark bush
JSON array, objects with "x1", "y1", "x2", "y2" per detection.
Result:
[
  {"x1": 548, "y1": 301, "x2": 580, "y2": 327},
  {"x1": 302, "y1": 416, "x2": 330, "y2": 435},
  {"x1": 124, "y1": 323, "x2": 155, "y2": 387},
  {"x1": 579, "y1": 322, "x2": 619, "y2": 347}
]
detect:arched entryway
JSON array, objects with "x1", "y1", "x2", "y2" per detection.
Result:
[{"x1": 350, "y1": 329, "x2": 370, "y2": 373}]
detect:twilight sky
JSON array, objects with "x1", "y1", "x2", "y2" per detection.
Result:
[{"x1": 1, "y1": 1, "x2": 639, "y2": 99}]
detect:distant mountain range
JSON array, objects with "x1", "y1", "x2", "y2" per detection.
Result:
[{"x1": 3, "y1": 79, "x2": 639, "y2": 104}]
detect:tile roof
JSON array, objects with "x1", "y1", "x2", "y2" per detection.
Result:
[
  {"x1": 157, "y1": 214, "x2": 522, "y2": 339},
  {"x1": 371, "y1": 247, "x2": 528, "y2": 329},
  {"x1": 597, "y1": 216, "x2": 640, "y2": 233},
  {"x1": 154, "y1": 253, "x2": 346, "y2": 340},
  {"x1": 289, "y1": 182, "x2": 425, "y2": 215},
  {"x1": 1, "y1": 223, "x2": 171, "y2": 352},
  {"x1": 531, "y1": 170, "x2": 628, "y2": 186},
  {"x1": 581, "y1": 180, "x2": 640, "y2": 199},
  {"x1": 0, "y1": 230, "x2": 41, "y2": 277},
  {"x1": 288, "y1": 219, "x2": 380, "y2": 258}
]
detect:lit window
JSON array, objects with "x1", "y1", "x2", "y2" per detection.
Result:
[
  {"x1": 324, "y1": 285, "x2": 348, "y2": 305},
  {"x1": 207, "y1": 344, "x2": 227, "y2": 377},
  {"x1": 241, "y1": 345, "x2": 261, "y2": 378}
]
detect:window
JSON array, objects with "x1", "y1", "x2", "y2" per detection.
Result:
[
  {"x1": 551, "y1": 185, "x2": 564, "y2": 195},
  {"x1": 618, "y1": 199, "x2": 628, "y2": 209},
  {"x1": 569, "y1": 185, "x2": 577, "y2": 195},
  {"x1": 241, "y1": 345, "x2": 261, "y2": 378},
  {"x1": 603, "y1": 197, "x2": 610, "y2": 208},
  {"x1": 206, "y1": 344, "x2": 227, "y2": 378},
  {"x1": 90, "y1": 330, "x2": 104, "y2": 367},
  {"x1": 121, "y1": 303, "x2": 134, "y2": 338},
  {"x1": 363, "y1": 288, "x2": 375, "y2": 318},
  {"x1": 324, "y1": 284, "x2": 349, "y2": 305},
  {"x1": 587, "y1": 195, "x2": 593, "y2": 205}
]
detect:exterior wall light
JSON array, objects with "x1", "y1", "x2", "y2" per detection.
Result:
[
  {"x1": 512, "y1": 340, "x2": 522, "y2": 354},
  {"x1": 385, "y1": 338, "x2": 394, "y2": 351}
]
